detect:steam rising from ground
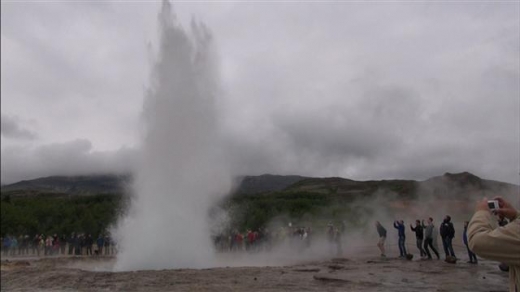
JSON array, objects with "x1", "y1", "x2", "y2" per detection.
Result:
[{"x1": 113, "y1": 1, "x2": 231, "y2": 271}]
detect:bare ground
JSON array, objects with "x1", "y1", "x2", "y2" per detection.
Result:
[{"x1": 1, "y1": 253, "x2": 509, "y2": 292}]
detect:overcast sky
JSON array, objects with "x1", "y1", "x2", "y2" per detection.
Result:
[{"x1": 1, "y1": 1, "x2": 519, "y2": 185}]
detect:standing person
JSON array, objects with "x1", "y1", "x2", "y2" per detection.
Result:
[
  {"x1": 440, "y1": 215, "x2": 456, "y2": 259},
  {"x1": 410, "y1": 220, "x2": 426, "y2": 258},
  {"x1": 60, "y1": 234, "x2": 67, "y2": 255},
  {"x1": 79, "y1": 234, "x2": 85, "y2": 255},
  {"x1": 24, "y1": 235, "x2": 30, "y2": 255},
  {"x1": 52, "y1": 234, "x2": 60, "y2": 255},
  {"x1": 104, "y1": 235, "x2": 111, "y2": 255},
  {"x1": 3, "y1": 236, "x2": 11, "y2": 257},
  {"x1": 327, "y1": 223, "x2": 335, "y2": 256},
  {"x1": 96, "y1": 235, "x2": 104, "y2": 255},
  {"x1": 85, "y1": 234, "x2": 93, "y2": 256},
  {"x1": 235, "y1": 232, "x2": 243, "y2": 252},
  {"x1": 334, "y1": 228, "x2": 343, "y2": 257},
  {"x1": 304, "y1": 227, "x2": 311, "y2": 249},
  {"x1": 74, "y1": 234, "x2": 81, "y2": 255},
  {"x1": 10, "y1": 236, "x2": 17, "y2": 256},
  {"x1": 19, "y1": 235, "x2": 27, "y2": 255},
  {"x1": 247, "y1": 230, "x2": 255, "y2": 251},
  {"x1": 229, "y1": 230, "x2": 236, "y2": 252},
  {"x1": 38, "y1": 235, "x2": 45, "y2": 256},
  {"x1": 32, "y1": 235, "x2": 39, "y2": 255},
  {"x1": 432, "y1": 222, "x2": 440, "y2": 252},
  {"x1": 375, "y1": 221, "x2": 387, "y2": 257},
  {"x1": 463, "y1": 221, "x2": 477, "y2": 264},
  {"x1": 17, "y1": 235, "x2": 24, "y2": 255},
  {"x1": 423, "y1": 218, "x2": 440, "y2": 260},
  {"x1": 468, "y1": 197, "x2": 519, "y2": 292},
  {"x1": 68, "y1": 233, "x2": 75, "y2": 255},
  {"x1": 393, "y1": 220, "x2": 407, "y2": 258},
  {"x1": 44, "y1": 235, "x2": 52, "y2": 256}
]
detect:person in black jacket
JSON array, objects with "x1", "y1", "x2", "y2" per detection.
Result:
[
  {"x1": 85, "y1": 234, "x2": 94, "y2": 256},
  {"x1": 440, "y1": 215, "x2": 456, "y2": 259},
  {"x1": 410, "y1": 220, "x2": 426, "y2": 258}
]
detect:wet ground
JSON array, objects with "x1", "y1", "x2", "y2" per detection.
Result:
[{"x1": 1, "y1": 252, "x2": 509, "y2": 292}]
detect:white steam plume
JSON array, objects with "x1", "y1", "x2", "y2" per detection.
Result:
[{"x1": 114, "y1": 1, "x2": 231, "y2": 271}]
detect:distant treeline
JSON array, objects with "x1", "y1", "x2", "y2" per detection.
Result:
[
  {"x1": 222, "y1": 191, "x2": 376, "y2": 232},
  {"x1": 1, "y1": 191, "x2": 360, "y2": 238},
  {"x1": 2, "y1": 172, "x2": 516, "y2": 238},
  {"x1": 1, "y1": 194, "x2": 124, "y2": 237}
]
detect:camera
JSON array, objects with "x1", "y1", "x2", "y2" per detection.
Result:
[{"x1": 487, "y1": 200, "x2": 499, "y2": 210}]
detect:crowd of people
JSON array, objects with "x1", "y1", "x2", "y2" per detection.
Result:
[
  {"x1": 213, "y1": 222, "x2": 346, "y2": 256},
  {"x1": 375, "y1": 213, "x2": 511, "y2": 263},
  {"x1": 374, "y1": 196, "x2": 519, "y2": 291},
  {"x1": 1, "y1": 233, "x2": 116, "y2": 257},
  {"x1": 214, "y1": 226, "x2": 312, "y2": 253}
]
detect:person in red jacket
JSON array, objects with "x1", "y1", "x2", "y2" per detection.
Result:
[{"x1": 235, "y1": 232, "x2": 243, "y2": 251}]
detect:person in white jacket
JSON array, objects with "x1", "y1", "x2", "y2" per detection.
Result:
[{"x1": 468, "y1": 197, "x2": 520, "y2": 292}]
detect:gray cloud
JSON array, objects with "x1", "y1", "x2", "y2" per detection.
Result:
[
  {"x1": 1, "y1": 139, "x2": 137, "y2": 184},
  {"x1": 1, "y1": 2, "x2": 519, "y2": 185},
  {"x1": 1, "y1": 114, "x2": 37, "y2": 140}
]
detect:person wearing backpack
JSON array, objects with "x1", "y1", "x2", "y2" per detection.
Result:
[{"x1": 440, "y1": 215, "x2": 456, "y2": 259}]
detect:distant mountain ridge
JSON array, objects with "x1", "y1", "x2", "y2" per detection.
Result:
[
  {"x1": 285, "y1": 171, "x2": 518, "y2": 200},
  {"x1": 1, "y1": 172, "x2": 518, "y2": 199},
  {"x1": 1, "y1": 174, "x2": 132, "y2": 196},
  {"x1": 234, "y1": 174, "x2": 309, "y2": 194}
]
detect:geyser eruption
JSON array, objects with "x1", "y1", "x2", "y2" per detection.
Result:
[{"x1": 114, "y1": 1, "x2": 230, "y2": 270}]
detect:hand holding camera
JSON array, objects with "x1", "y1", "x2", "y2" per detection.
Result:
[
  {"x1": 487, "y1": 199, "x2": 499, "y2": 214},
  {"x1": 493, "y1": 197, "x2": 518, "y2": 221},
  {"x1": 476, "y1": 197, "x2": 518, "y2": 220}
]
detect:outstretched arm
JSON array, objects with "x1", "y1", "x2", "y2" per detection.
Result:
[{"x1": 468, "y1": 201, "x2": 520, "y2": 266}]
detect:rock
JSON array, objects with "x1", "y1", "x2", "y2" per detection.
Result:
[
  {"x1": 328, "y1": 264, "x2": 345, "y2": 270},
  {"x1": 498, "y1": 263, "x2": 509, "y2": 272},
  {"x1": 293, "y1": 268, "x2": 321, "y2": 272},
  {"x1": 445, "y1": 256, "x2": 457, "y2": 264},
  {"x1": 313, "y1": 275, "x2": 350, "y2": 283}
]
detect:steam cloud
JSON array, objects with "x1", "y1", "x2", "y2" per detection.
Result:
[{"x1": 113, "y1": 1, "x2": 231, "y2": 271}]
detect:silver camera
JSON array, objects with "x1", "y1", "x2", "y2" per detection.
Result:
[{"x1": 487, "y1": 200, "x2": 499, "y2": 210}]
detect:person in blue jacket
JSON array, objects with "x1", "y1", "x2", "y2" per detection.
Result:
[{"x1": 394, "y1": 220, "x2": 407, "y2": 257}]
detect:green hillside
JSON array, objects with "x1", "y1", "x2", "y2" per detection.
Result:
[{"x1": 1, "y1": 172, "x2": 517, "y2": 237}]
